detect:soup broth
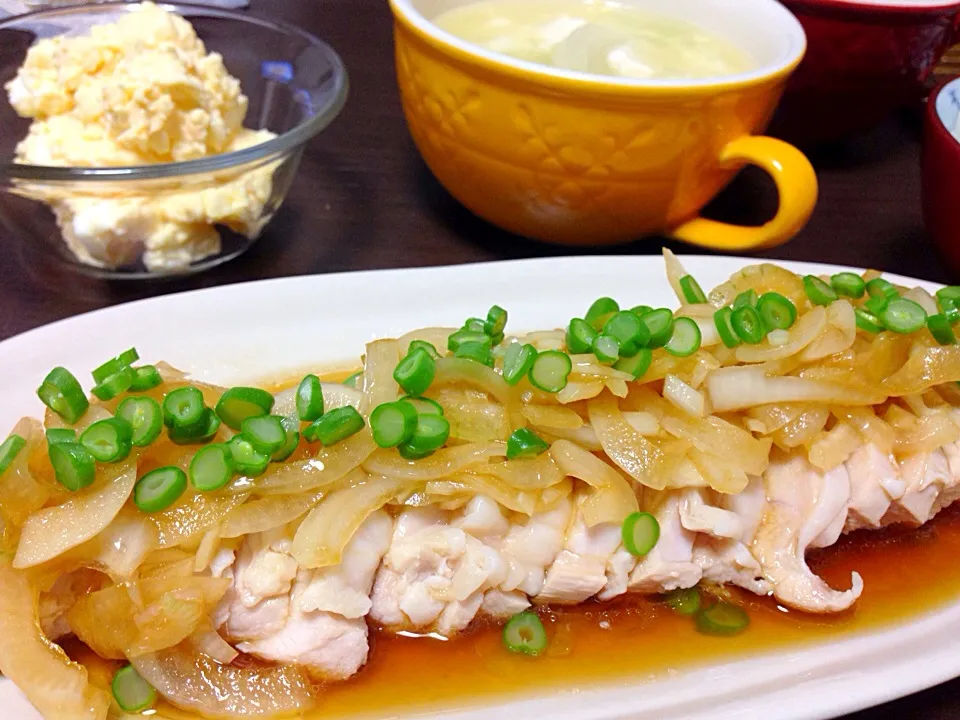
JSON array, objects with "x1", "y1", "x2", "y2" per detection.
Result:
[{"x1": 432, "y1": 0, "x2": 754, "y2": 80}]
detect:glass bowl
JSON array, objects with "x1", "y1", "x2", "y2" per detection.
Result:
[{"x1": 0, "y1": 1, "x2": 348, "y2": 279}]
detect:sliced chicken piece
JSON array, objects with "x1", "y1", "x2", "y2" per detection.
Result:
[
  {"x1": 536, "y1": 493, "x2": 622, "y2": 605},
  {"x1": 496, "y1": 497, "x2": 572, "y2": 597},
  {"x1": 220, "y1": 513, "x2": 392, "y2": 680},
  {"x1": 628, "y1": 491, "x2": 701, "y2": 593},
  {"x1": 844, "y1": 444, "x2": 899, "y2": 530},
  {"x1": 234, "y1": 529, "x2": 298, "y2": 608},
  {"x1": 891, "y1": 450, "x2": 950, "y2": 525},
  {"x1": 370, "y1": 506, "x2": 508, "y2": 636},
  {"x1": 481, "y1": 588, "x2": 531, "y2": 618},
  {"x1": 935, "y1": 441, "x2": 960, "y2": 514},
  {"x1": 752, "y1": 452, "x2": 862, "y2": 613},
  {"x1": 805, "y1": 463, "x2": 851, "y2": 549},
  {"x1": 690, "y1": 480, "x2": 770, "y2": 595}
]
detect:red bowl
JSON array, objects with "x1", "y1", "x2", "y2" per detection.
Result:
[
  {"x1": 923, "y1": 77, "x2": 960, "y2": 276},
  {"x1": 773, "y1": 0, "x2": 960, "y2": 146}
]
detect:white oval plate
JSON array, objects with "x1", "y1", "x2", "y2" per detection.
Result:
[{"x1": 0, "y1": 255, "x2": 955, "y2": 720}]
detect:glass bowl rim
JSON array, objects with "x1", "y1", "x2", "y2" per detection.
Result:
[{"x1": 0, "y1": 0, "x2": 349, "y2": 183}]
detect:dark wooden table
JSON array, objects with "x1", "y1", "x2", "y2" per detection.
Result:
[{"x1": 0, "y1": 0, "x2": 956, "y2": 717}]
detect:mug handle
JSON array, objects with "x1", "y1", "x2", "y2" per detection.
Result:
[{"x1": 670, "y1": 135, "x2": 818, "y2": 252}]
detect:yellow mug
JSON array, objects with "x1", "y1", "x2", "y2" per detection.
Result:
[{"x1": 389, "y1": 0, "x2": 816, "y2": 251}]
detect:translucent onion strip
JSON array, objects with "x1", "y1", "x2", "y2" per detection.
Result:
[
  {"x1": 256, "y1": 431, "x2": 377, "y2": 495},
  {"x1": 220, "y1": 491, "x2": 325, "y2": 538},
  {"x1": 587, "y1": 394, "x2": 671, "y2": 491},
  {"x1": 363, "y1": 442, "x2": 506, "y2": 482},
  {"x1": 549, "y1": 439, "x2": 638, "y2": 526}
]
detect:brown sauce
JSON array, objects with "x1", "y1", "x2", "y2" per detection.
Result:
[{"x1": 140, "y1": 504, "x2": 960, "y2": 719}]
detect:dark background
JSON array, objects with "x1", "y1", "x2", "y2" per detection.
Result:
[{"x1": 0, "y1": 0, "x2": 955, "y2": 716}]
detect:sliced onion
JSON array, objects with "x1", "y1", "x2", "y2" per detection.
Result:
[
  {"x1": 256, "y1": 431, "x2": 377, "y2": 495},
  {"x1": 0, "y1": 560, "x2": 110, "y2": 720},
  {"x1": 220, "y1": 491, "x2": 325, "y2": 538},
  {"x1": 539, "y1": 424, "x2": 602, "y2": 451},
  {"x1": 360, "y1": 339, "x2": 401, "y2": 415},
  {"x1": 549, "y1": 439, "x2": 638, "y2": 526},
  {"x1": 772, "y1": 406, "x2": 830, "y2": 450},
  {"x1": 833, "y1": 406, "x2": 896, "y2": 455},
  {"x1": 895, "y1": 412, "x2": 959, "y2": 456},
  {"x1": 662, "y1": 247, "x2": 688, "y2": 304},
  {"x1": 151, "y1": 489, "x2": 251, "y2": 549},
  {"x1": 663, "y1": 374, "x2": 706, "y2": 418},
  {"x1": 14, "y1": 462, "x2": 136, "y2": 569},
  {"x1": 433, "y1": 357, "x2": 518, "y2": 410},
  {"x1": 660, "y1": 415, "x2": 769, "y2": 477},
  {"x1": 292, "y1": 473, "x2": 406, "y2": 568},
  {"x1": 482, "y1": 452, "x2": 565, "y2": 490},
  {"x1": 363, "y1": 442, "x2": 506, "y2": 481},
  {"x1": 587, "y1": 394, "x2": 672, "y2": 490},
  {"x1": 799, "y1": 300, "x2": 856, "y2": 362},
  {"x1": 688, "y1": 449, "x2": 749, "y2": 494},
  {"x1": 83, "y1": 510, "x2": 157, "y2": 580},
  {"x1": 884, "y1": 346, "x2": 960, "y2": 396},
  {"x1": 429, "y1": 388, "x2": 510, "y2": 442},
  {"x1": 808, "y1": 422, "x2": 861, "y2": 470},
  {"x1": 1, "y1": 418, "x2": 52, "y2": 526},
  {"x1": 194, "y1": 628, "x2": 239, "y2": 664},
  {"x1": 557, "y1": 380, "x2": 605, "y2": 404},
  {"x1": 736, "y1": 307, "x2": 826, "y2": 363},
  {"x1": 904, "y1": 287, "x2": 939, "y2": 316},
  {"x1": 707, "y1": 365, "x2": 885, "y2": 413},
  {"x1": 132, "y1": 642, "x2": 315, "y2": 717},
  {"x1": 521, "y1": 330, "x2": 566, "y2": 351},
  {"x1": 744, "y1": 403, "x2": 807, "y2": 434},
  {"x1": 447, "y1": 474, "x2": 538, "y2": 515},
  {"x1": 397, "y1": 327, "x2": 459, "y2": 356},
  {"x1": 570, "y1": 358, "x2": 633, "y2": 380},
  {"x1": 622, "y1": 411, "x2": 659, "y2": 436},
  {"x1": 522, "y1": 404, "x2": 584, "y2": 430}
]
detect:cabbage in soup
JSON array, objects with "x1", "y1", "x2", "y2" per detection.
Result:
[{"x1": 432, "y1": 0, "x2": 754, "y2": 80}]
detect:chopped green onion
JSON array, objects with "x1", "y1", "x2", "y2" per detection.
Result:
[
  {"x1": 49, "y1": 441, "x2": 96, "y2": 491},
  {"x1": 91, "y1": 365, "x2": 136, "y2": 401},
  {"x1": 189, "y1": 443, "x2": 235, "y2": 492},
  {"x1": 447, "y1": 330, "x2": 491, "y2": 353},
  {"x1": 461, "y1": 318, "x2": 485, "y2": 334},
  {"x1": 585, "y1": 297, "x2": 619, "y2": 330},
  {"x1": 593, "y1": 334, "x2": 620, "y2": 364},
  {"x1": 503, "y1": 343, "x2": 537, "y2": 386},
  {"x1": 679, "y1": 275, "x2": 707, "y2": 304},
  {"x1": 506, "y1": 428, "x2": 549, "y2": 460},
  {"x1": 866, "y1": 277, "x2": 899, "y2": 300},
  {"x1": 603, "y1": 311, "x2": 650, "y2": 350},
  {"x1": 303, "y1": 406, "x2": 365, "y2": 447},
  {"x1": 528, "y1": 351, "x2": 572, "y2": 393},
  {"x1": 665, "y1": 587, "x2": 701, "y2": 616},
  {"x1": 939, "y1": 296, "x2": 960, "y2": 325},
  {"x1": 937, "y1": 286, "x2": 960, "y2": 305},
  {"x1": 490, "y1": 331, "x2": 505, "y2": 347},
  {"x1": 733, "y1": 289, "x2": 758, "y2": 310},
  {"x1": 713, "y1": 307, "x2": 740, "y2": 348},
  {"x1": 111, "y1": 664, "x2": 156, "y2": 713},
  {"x1": 880, "y1": 298, "x2": 927, "y2": 334},
  {"x1": 408, "y1": 340, "x2": 441, "y2": 359},
  {"x1": 45, "y1": 428, "x2": 76, "y2": 445},
  {"x1": 134, "y1": 466, "x2": 187, "y2": 513},
  {"x1": 394, "y1": 348, "x2": 437, "y2": 396},
  {"x1": 168, "y1": 409, "x2": 221, "y2": 444},
  {"x1": 79, "y1": 418, "x2": 132, "y2": 463},
  {"x1": 162, "y1": 387, "x2": 206, "y2": 429},
  {"x1": 639, "y1": 308, "x2": 674, "y2": 348},
  {"x1": 215, "y1": 387, "x2": 275, "y2": 431},
  {"x1": 732, "y1": 306, "x2": 764, "y2": 345},
  {"x1": 92, "y1": 348, "x2": 139, "y2": 385},
  {"x1": 400, "y1": 395, "x2": 444, "y2": 416},
  {"x1": 622, "y1": 511, "x2": 660, "y2": 557},
  {"x1": 0, "y1": 434, "x2": 26, "y2": 476},
  {"x1": 629, "y1": 305, "x2": 653, "y2": 317},
  {"x1": 37, "y1": 367, "x2": 89, "y2": 425},
  {"x1": 928, "y1": 314, "x2": 957, "y2": 345},
  {"x1": 241, "y1": 415, "x2": 287, "y2": 455},
  {"x1": 343, "y1": 371, "x2": 363, "y2": 388},
  {"x1": 803, "y1": 275, "x2": 837, "y2": 306},
  {"x1": 614, "y1": 348, "x2": 652, "y2": 380},
  {"x1": 296, "y1": 374, "x2": 325, "y2": 422},
  {"x1": 830, "y1": 272, "x2": 866, "y2": 299},
  {"x1": 502, "y1": 611, "x2": 548, "y2": 656},
  {"x1": 398, "y1": 414, "x2": 450, "y2": 459},
  {"x1": 756, "y1": 292, "x2": 797, "y2": 332},
  {"x1": 864, "y1": 295, "x2": 889, "y2": 316},
  {"x1": 116, "y1": 396, "x2": 163, "y2": 447},
  {"x1": 227, "y1": 435, "x2": 270, "y2": 477},
  {"x1": 486, "y1": 305, "x2": 508, "y2": 336},
  {"x1": 665, "y1": 317, "x2": 701, "y2": 358},
  {"x1": 371, "y1": 401, "x2": 418, "y2": 448},
  {"x1": 855, "y1": 308, "x2": 884, "y2": 334},
  {"x1": 695, "y1": 602, "x2": 750, "y2": 636},
  {"x1": 454, "y1": 341, "x2": 494, "y2": 367},
  {"x1": 566, "y1": 318, "x2": 598, "y2": 354},
  {"x1": 129, "y1": 365, "x2": 163, "y2": 392},
  {"x1": 271, "y1": 416, "x2": 301, "y2": 462}
]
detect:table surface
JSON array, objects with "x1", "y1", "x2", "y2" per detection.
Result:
[{"x1": 0, "y1": 0, "x2": 957, "y2": 717}]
